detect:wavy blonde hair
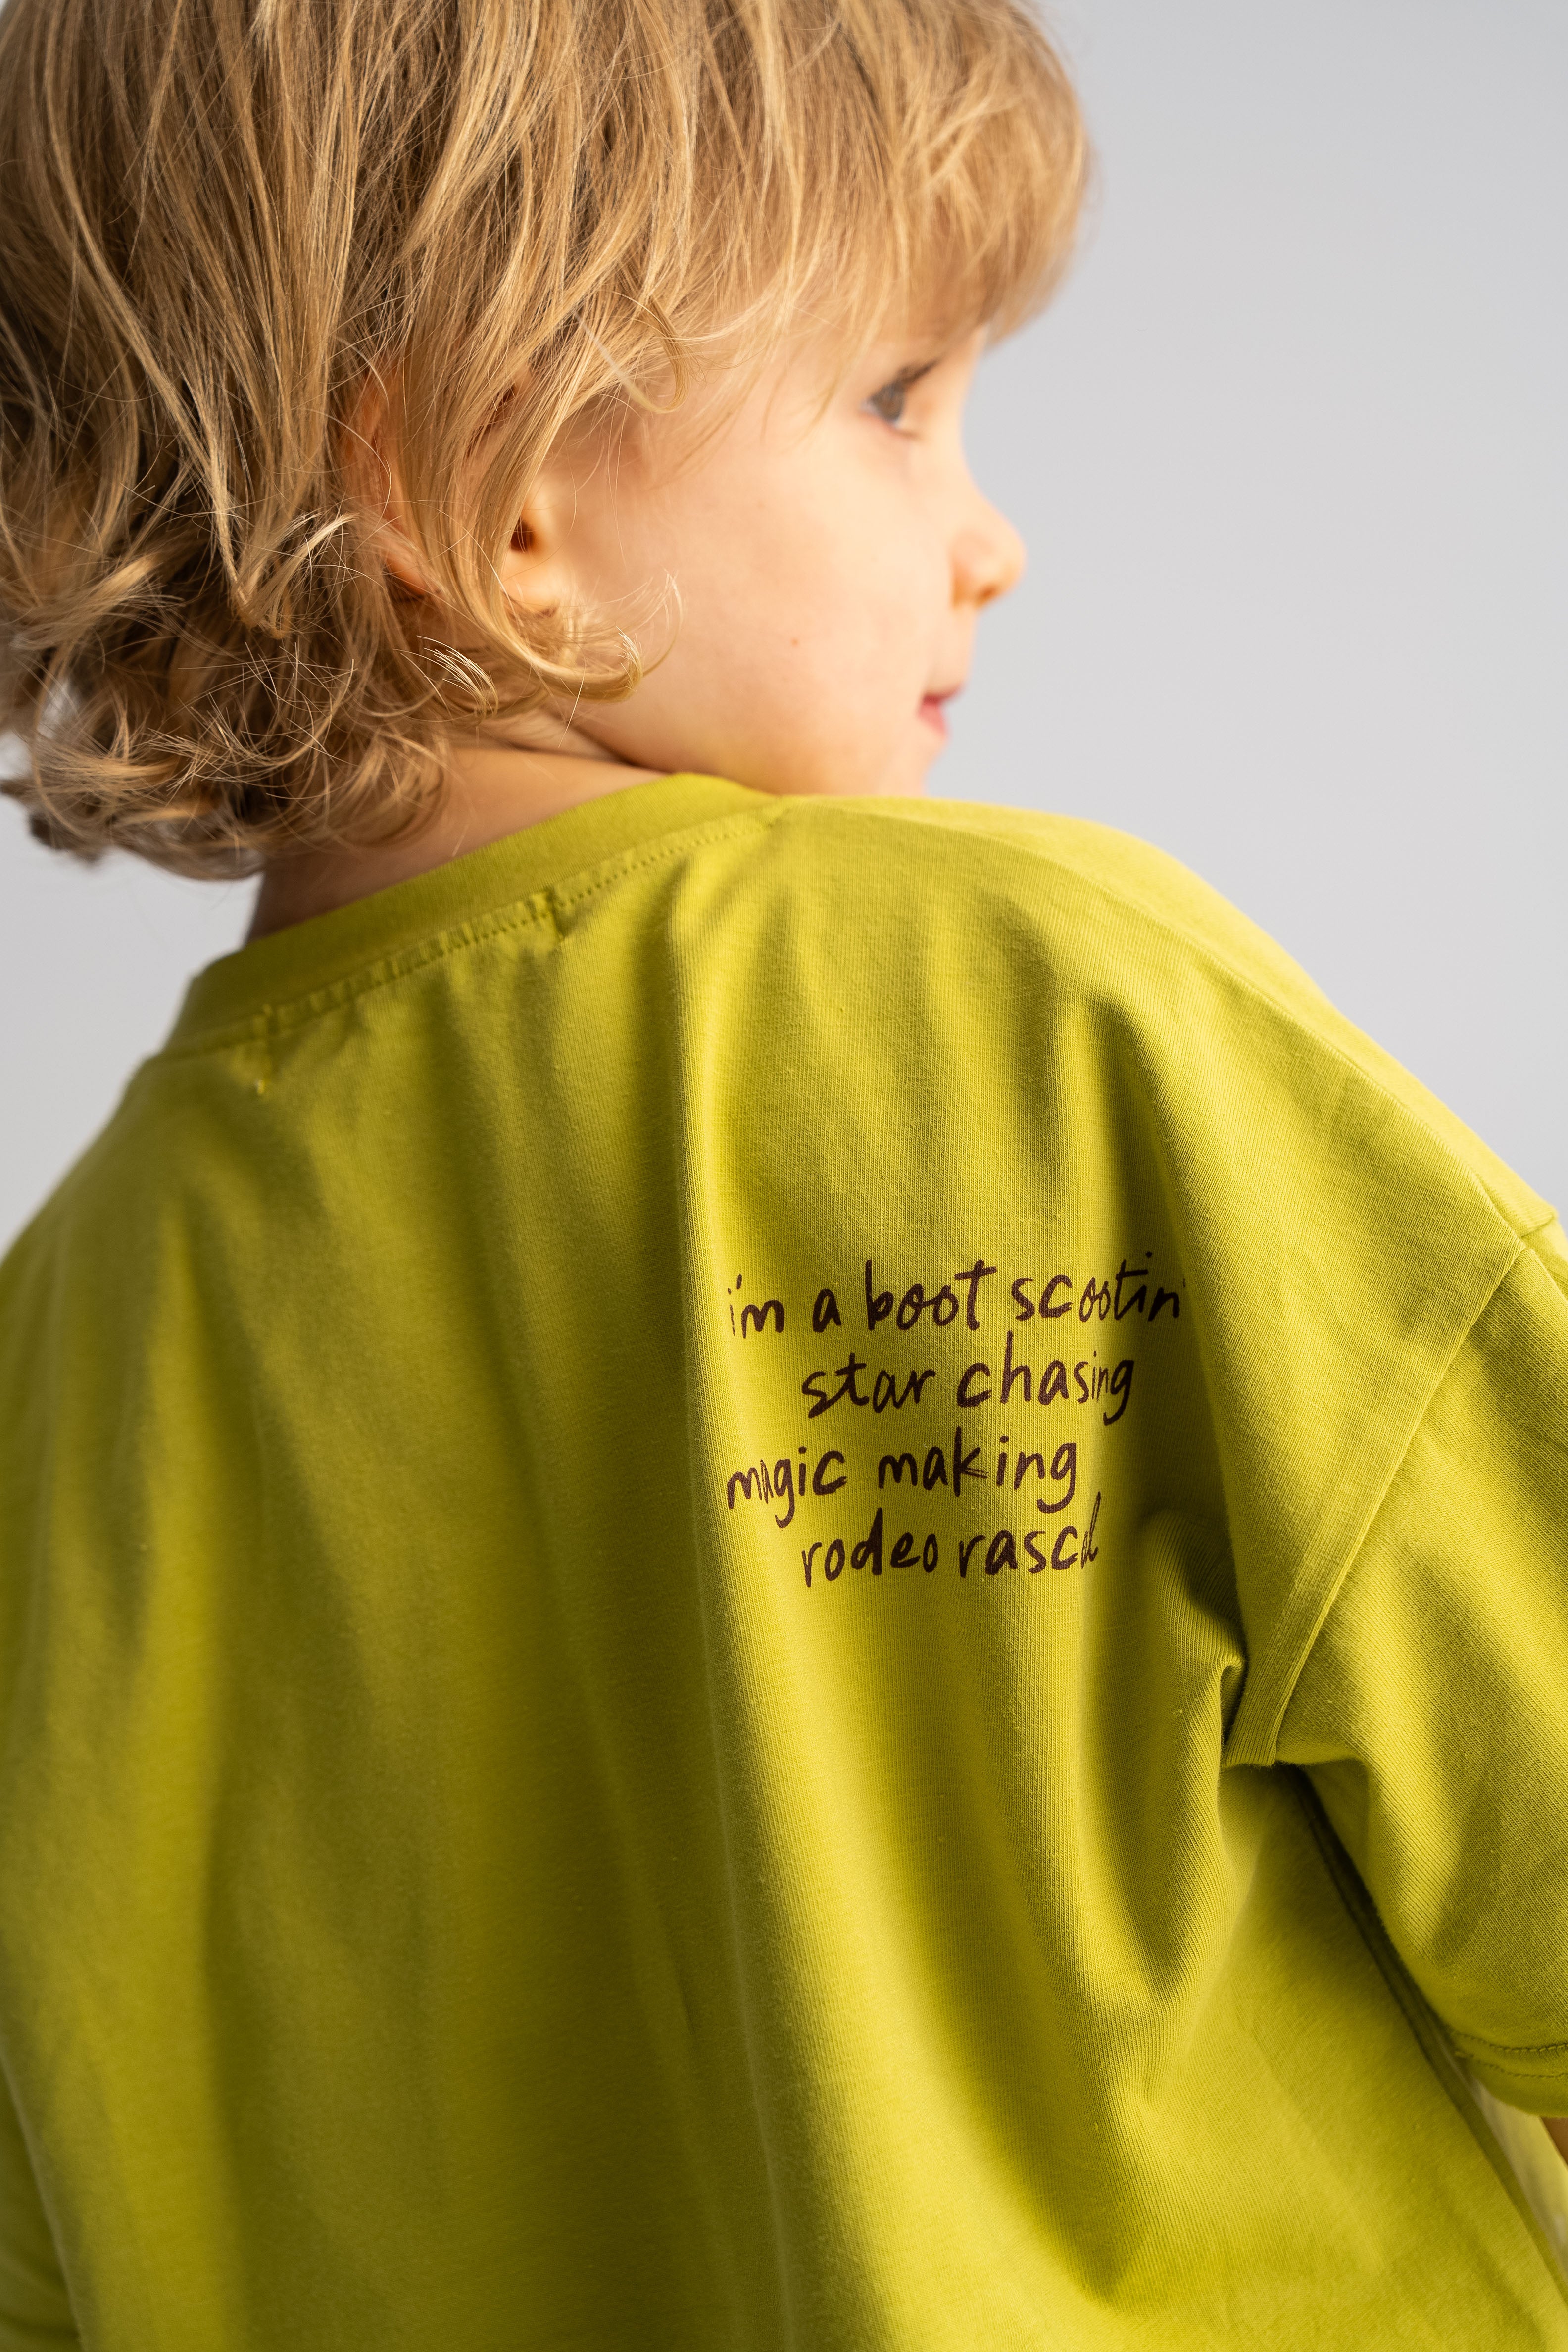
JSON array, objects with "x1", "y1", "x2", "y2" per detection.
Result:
[{"x1": 0, "y1": 0, "x2": 1086, "y2": 876}]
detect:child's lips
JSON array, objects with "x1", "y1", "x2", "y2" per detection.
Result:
[{"x1": 919, "y1": 688, "x2": 959, "y2": 741}]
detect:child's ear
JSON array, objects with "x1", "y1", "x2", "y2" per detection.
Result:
[
  {"x1": 486, "y1": 446, "x2": 588, "y2": 619},
  {"x1": 342, "y1": 374, "x2": 574, "y2": 619}
]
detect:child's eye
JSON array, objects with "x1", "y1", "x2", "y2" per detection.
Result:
[
  {"x1": 862, "y1": 358, "x2": 938, "y2": 429},
  {"x1": 864, "y1": 377, "x2": 910, "y2": 426}
]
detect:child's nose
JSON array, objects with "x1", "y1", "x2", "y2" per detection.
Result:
[{"x1": 952, "y1": 499, "x2": 1027, "y2": 610}]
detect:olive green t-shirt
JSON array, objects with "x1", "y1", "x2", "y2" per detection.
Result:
[{"x1": 2, "y1": 773, "x2": 1567, "y2": 2349}]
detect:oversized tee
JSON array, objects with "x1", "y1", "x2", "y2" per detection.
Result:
[{"x1": 1, "y1": 773, "x2": 1567, "y2": 2349}]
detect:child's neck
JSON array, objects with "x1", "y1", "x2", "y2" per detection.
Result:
[{"x1": 247, "y1": 739, "x2": 664, "y2": 941}]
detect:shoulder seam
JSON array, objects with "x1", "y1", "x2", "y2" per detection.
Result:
[{"x1": 1257, "y1": 1240, "x2": 1525, "y2": 1765}]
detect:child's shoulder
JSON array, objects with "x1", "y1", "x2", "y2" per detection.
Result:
[
  {"x1": 766, "y1": 790, "x2": 1355, "y2": 1025},
  {"x1": 756, "y1": 790, "x2": 1559, "y2": 1256}
]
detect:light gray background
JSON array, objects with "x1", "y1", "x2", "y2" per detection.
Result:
[{"x1": 3, "y1": 0, "x2": 1564, "y2": 1248}]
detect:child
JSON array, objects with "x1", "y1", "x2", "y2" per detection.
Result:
[{"x1": 1, "y1": 0, "x2": 1566, "y2": 2342}]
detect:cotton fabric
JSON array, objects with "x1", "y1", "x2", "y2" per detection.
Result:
[{"x1": 1, "y1": 773, "x2": 1566, "y2": 2348}]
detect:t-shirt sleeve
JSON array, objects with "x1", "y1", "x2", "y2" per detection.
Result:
[
  {"x1": 1275, "y1": 1233, "x2": 1568, "y2": 2115},
  {"x1": 0, "y1": 2064, "x2": 75, "y2": 2348}
]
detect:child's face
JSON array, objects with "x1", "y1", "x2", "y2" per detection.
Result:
[{"x1": 506, "y1": 327, "x2": 1025, "y2": 798}]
